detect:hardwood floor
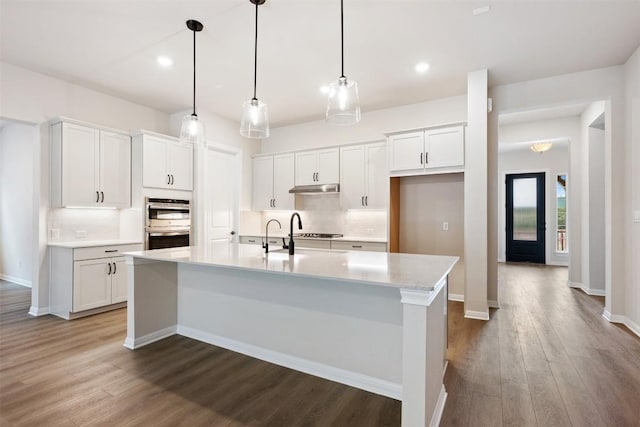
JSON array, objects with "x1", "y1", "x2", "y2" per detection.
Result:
[{"x1": 1, "y1": 263, "x2": 639, "y2": 426}]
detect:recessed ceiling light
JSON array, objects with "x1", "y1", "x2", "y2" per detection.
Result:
[
  {"x1": 473, "y1": 5, "x2": 491, "y2": 16},
  {"x1": 156, "y1": 56, "x2": 174, "y2": 68},
  {"x1": 320, "y1": 85, "x2": 330, "y2": 94},
  {"x1": 415, "y1": 62, "x2": 430, "y2": 74}
]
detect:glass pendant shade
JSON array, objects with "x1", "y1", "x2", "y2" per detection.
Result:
[
  {"x1": 240, "y1": 98, "x2": 269, "y2": 139},
  {"x1": 180, "y1": 113, "x2": 206, "y2": 146},
  {"x1": 530, "y1": 142, "x2": 552, "y2": 153},
  {"x1": 326, "y1": 76, "x2": 361, "y2": 125}
]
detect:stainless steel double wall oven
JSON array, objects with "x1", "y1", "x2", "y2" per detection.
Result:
[{"x1": 145, "y1": 197, "x2": 191, "y2": 250}]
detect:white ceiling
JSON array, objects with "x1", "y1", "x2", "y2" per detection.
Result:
[{"x1": 2, "y1": 0, "x2": 639, "y2": 127}]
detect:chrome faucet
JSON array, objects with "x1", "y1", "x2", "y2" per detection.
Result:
[
  {"x1": 287, "y1": 212, "x2": 303, "y2": 255},
  {"x1": 264, "y1": 219, "x2": 282, "y2": 254}
]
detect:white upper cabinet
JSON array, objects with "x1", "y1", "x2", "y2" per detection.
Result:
[
  {"x1": 340, "y1": 142, "x2": 387, "y2": 209},
  {"x1": 51, "y1": 121, "x2": 131, "y2": 208},
  {"x1": 388, "y1": 125, "x2": 464, "y2": 174},
  {"x1": 99, "y1": 131, "x2": 131, "y2": 208},
  {"x1": 295, "y1": 148, "x2": 339, "y2": 185},
  {"x1": 141, "y1": 134, "x2": 193, "y2": 191},
  {"x1": 252, "y1": 153, "x2": 295, "y2": 210}
]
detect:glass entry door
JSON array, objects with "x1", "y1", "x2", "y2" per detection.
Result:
[{"x1": 506, "y1": 173, "x2": 546, "y2": 263}]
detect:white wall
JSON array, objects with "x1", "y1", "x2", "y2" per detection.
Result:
[
  {"x1": 263, "y1": 95, "x2": 467, "y2": 154},
  {"x1": 498, "y1": 145, "x2": 570, "y2": 266},
  {"x1": 488, "y1": 65, "x2": 626, "y2": 320},
  {"x1": 624, "y1": 45, "x2": 640, "y2": 334},
  {"x1": 0, "y1": 61, "x2": 171, "y2": 314},
  {"x1": 0, "y1": 122, "x2": 37, "y2": 286}
]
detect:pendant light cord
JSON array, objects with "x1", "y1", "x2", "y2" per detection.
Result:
[
  {"x1": 253, "y1": 1, "x2": 259, "y2": 100},
  {"x1": 193, "y1": 28, "x2": 197, "y2": 115},
  {"x1": 340, "y1": 0, "x2": 345, "y2": 78}
]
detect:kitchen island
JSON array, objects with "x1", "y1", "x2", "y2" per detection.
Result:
[{"x1": 124, "y1": 242, "x2": 457, "y2": 427}]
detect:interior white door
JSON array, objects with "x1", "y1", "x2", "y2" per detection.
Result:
[
  {"x1": 389, "y1": 131, "x2": 424, "y2": 172},
  {"x1": 206, "y1": 148, "x2": 238, "y2": 242},
  {"x1": 365, "y1": 142, "x2": 387, "y2": 209}
]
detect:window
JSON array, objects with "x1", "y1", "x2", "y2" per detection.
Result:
[{"x1": 556, "y1": 174, "x2": 567, "y2": 252}]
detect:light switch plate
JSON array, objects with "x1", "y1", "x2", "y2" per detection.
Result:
[{"x1": 443, "y1": 222, "x2": 449, "y2": 231}]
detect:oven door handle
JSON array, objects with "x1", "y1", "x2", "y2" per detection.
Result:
[{"x1": 147, "y1": 231, "x2": 190, "y2": 237}]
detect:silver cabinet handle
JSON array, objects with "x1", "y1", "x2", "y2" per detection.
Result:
[
  {"x1": 171, "y1": 174, "x2": 174, "y2": 185},
  {"x1": 248, "y1": 239, "x2": 256, "y2": 243},
  {"x1": 104, "y1": 249, "x2": 118, "y2": 253},
  {"x1": 420, "y1": 152, "x2": 423, "y2": 165},
  {"x1": 100, "y1": 191, "x2": 104, "y2": 203},
  {"x1": 96, "y1": 191, "x2": 100, "y2": 202},
  {"x1": 365, "y1": 196, "x2": 368, "y2": 206},
  {"x1": 361, "y1": 196, "x2": 364, "y2": 206},
  {"x1": 273, "y1": 198, "x2": 276, "y2": 208},
  {"x1": 425, "y1": 152, "x2": 428, "y2": 164},
  {"x1": 113, "y1": 262, "x2": 116, "y2": 274},
  {"x1": 107, "y1": 262, "x2": 112, "y2": 275},
  {"x1": 167, "y1": 174, "x2": 171, "y2": 185},
  {"x1": 352, "y1": 245, "x2": 363, "y2": 249}
]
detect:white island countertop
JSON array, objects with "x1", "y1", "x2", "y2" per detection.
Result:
[
  {"x1": 49, "y1": 239, "x2": 143, "y2": 248},
  {"x1": 126, "y1": 241, "x2": 457, "y2": 291}
]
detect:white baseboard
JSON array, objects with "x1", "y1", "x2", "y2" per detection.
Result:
[
  {"x1": 123, "y1": 325, "x2": 177, "y2": 350},
  {"x1": 568, "y1": 281, "x2": 605, "y2": 296},
  {"x1": 28, "y1": 306, "x2": 49, "y2": 316},
  {"x1": 602, "y1": 311, "x2": 640, "y2": 338},
  {"x1": 546, "y1": 261, "x2": 569, "y2": 267},
  {"x1": 429, "y1": 385, "x2": 448, "y2": 427},
  {"x1": 0, "y1": 274, "x2": 32, "y2": 288},
  {"x1": 177, "y1": 325, "x2": 402, "y2": 400},
  {"x1": 448, "y1": 293, "x2": 464, "y2": 302},
  {"x1": 464, "y1": 310, "x2": 490, "y2": 321},
  {"x1": 488, "y1": 299, "x2": 500, "y2": 309}
]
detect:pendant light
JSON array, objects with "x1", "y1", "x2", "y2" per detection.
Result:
[
  {"x1": 326, "y1": 0, "x2": 360, "y2": 125},
  {"x1": 240, "y1": 0, "x2": 269, "y2": 139},
  {"x1": 180, "y1": 19, "x2": 206, "y2": 146}
]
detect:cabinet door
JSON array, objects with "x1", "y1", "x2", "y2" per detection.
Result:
[
  {"x1": 294, "y1": 151, "x2": 317, "y2": 186},
  {"x1": 73, "y1": 259, "x2": 112, "y2": 312},
  {"x1": 168, "y1": 141, "x2": 194, "y2": 191},
  {"x1": 99, "y1": 131, "x2": 131, "y2": 208},
  {"x1": 316, "y1": 148, "x2": 340, "y2": 184},
  {"x1": 142, "y1": 136, "x2": 169, "y2": 189},
  {"x1": 388, "y1": 131, "x2": 424, "y2": 172},
  {"x1": 364, "y1": 142, "x2": 387, "y2": 209},
  {"x1": 252, "y1": 156, "x2": 274, "y2": 210},
  {"x1": 425, "y1": 126, "x2": 464, "y2": 169},
  {"x1": 110, "y1": 257, "x2": 128, "y2": 303},
  {"x1": 62, "y1": 123, "x2": 100, "y2": 206},
  {"x1": 273, "y1": 153, "x2": 295, "y2": 210},
  {"x1": 340, "y1": 145, "x2": 366, "y2": 209}
]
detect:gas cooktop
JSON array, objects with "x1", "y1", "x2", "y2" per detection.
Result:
[{"x1": 293, "y1": 233, "x2": 343, "y2": 239}]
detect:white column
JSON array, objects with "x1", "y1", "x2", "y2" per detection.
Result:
[{"x1": 400, "y1": 279, "x2": 447, "y2": 427}]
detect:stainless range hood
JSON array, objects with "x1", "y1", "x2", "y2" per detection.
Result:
[{"x1": 289, "y1": 184, "x2": 340, "y2": 194}]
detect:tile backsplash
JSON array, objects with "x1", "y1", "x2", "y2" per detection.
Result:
[
  {"x1": 48, "y1": 208, "x2": 120, "y2": 241},
  {"x1": 251, "y1": 194, "x2": 387, "y2": 238}
]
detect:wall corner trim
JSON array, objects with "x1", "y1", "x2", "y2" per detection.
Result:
[
  {"x1": 464, "y1": 310, "x2": 490, "y2": 321},
  {"x1": 28, "y1": 306, "x2": 50, "y2": 316},
  {"x1": 602, "y1": 311, "x2": 640, "y2": 338}
]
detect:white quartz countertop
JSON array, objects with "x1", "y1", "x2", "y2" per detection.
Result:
[
  {"x1": 48, "y1": 240, "x2": 143, "y2": 249},
  {"x1": 126, "y1": 242, "x2": 457, "y2": 291}
]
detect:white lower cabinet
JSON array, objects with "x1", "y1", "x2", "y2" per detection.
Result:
[
  {"x1": 50, "y1": 243, "x2": 142, "y2": 319},
  {"x1": 330, "y1": 241, "x2": 387, "y2": 252}
]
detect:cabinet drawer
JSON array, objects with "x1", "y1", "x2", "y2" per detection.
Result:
[
  {"x1": 295, "y1": 239, "x2": 331, "y2": 250},
  {"x1": 331, "y1": 241, "x2": 387, "y2": 252},
  {"x1": 74, "y1": 244, "x2": 142, "y2": 261}
]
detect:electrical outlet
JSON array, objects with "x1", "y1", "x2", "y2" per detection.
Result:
[
  {"x1": 443, "y1": 222, "x2": 449, "y2": 231},
  {"x1": 50, "y1": 228, "x2": 60, "y2": 239},
  {"x1": 75, "y1": 230, "x2": 88, "y2": 239}
]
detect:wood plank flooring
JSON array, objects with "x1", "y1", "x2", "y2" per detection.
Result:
[{"x1": 1, "y1": 263, "x2": 639, "y2": 426}]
